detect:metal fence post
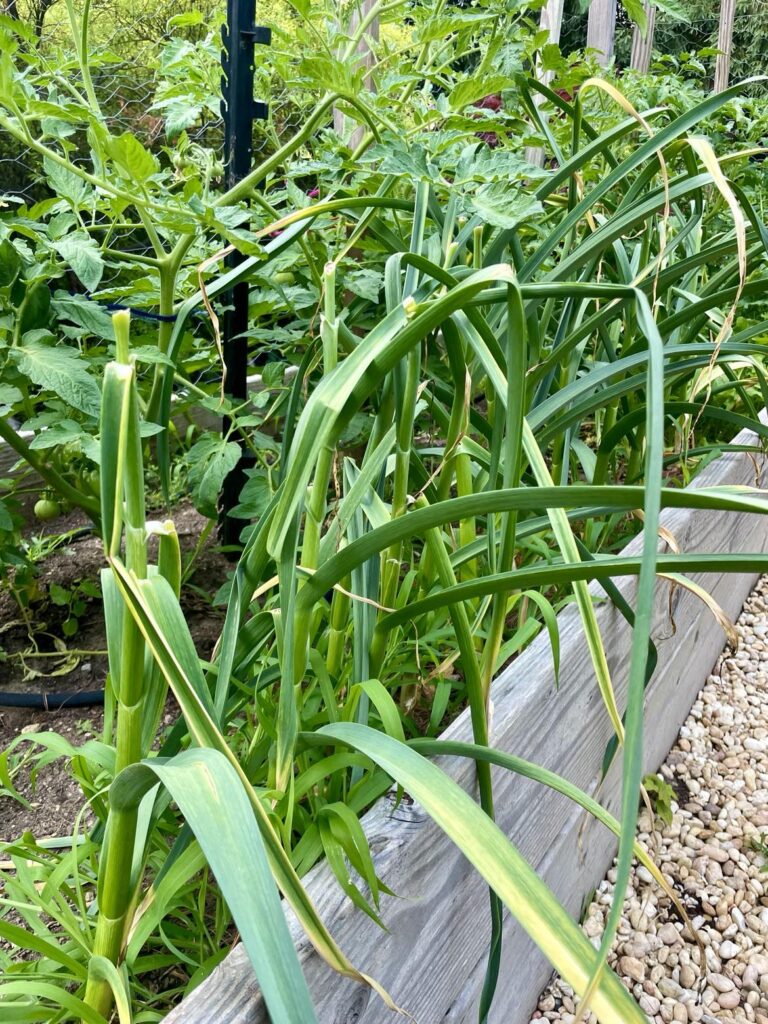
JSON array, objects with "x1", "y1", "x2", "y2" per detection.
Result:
[{"x1": 219, "y1": 0, "x2": 270, "y2": 545}]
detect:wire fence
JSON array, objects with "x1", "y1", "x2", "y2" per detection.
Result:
[
  {"x1": 1, "y1": 0, "x2": 308, "y2": 203},
  {"x1": 3, "y1": 0, "x2": 766, "y2": 208}
]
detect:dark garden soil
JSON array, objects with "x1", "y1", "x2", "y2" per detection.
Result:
[{"x1": 0, "y1": 503, "x2": 230, "y2": 843}]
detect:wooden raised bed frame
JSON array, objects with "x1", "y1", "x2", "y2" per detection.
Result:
[{"x1": 165, "y1": 426, "x2": 768, "y2": 1024}]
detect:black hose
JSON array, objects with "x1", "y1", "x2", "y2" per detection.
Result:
[{"x1": 0, "y1": 689, "x2": 105, "y2": 710}]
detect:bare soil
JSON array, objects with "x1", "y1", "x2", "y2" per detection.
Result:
[{"x1": 0, "y1": 503, "x2": 230, "y2": 842}]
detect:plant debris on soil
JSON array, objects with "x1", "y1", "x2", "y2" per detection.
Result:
[
  {"x1": 532, "y1": 575, "x2": 768, "y2": 1024},
  {"x1": 0, "y1": 502, "x2": 230, "y2": 841}
]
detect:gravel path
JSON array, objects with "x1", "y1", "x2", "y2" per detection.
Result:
[{"x1": 532, "y1": 576, "x2": 768, "y2": 1024}]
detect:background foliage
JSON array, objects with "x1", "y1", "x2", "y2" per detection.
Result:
[{"x1": 1, "y1": 0, "x2": 768, "y2": 1022}]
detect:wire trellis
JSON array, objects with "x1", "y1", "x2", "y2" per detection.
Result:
[{"x1": 1, "y1": 0, "x2": 308, "y2": 203}]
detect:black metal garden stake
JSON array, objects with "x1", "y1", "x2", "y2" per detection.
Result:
[{"x1": 219, "y1": 0, "x2": 270, "y2": 546}]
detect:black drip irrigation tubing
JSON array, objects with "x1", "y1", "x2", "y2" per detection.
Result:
[{"x1": 0, "y1": 689, "x2": 105, "y2": 710}]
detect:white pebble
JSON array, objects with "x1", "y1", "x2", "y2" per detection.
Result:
[{"x1": 533, "y1": 577, "x2": 768, "y2": 1022}]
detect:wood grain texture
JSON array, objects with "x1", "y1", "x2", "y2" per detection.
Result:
[
  {"x1": 630, "y1": 1, "x2": 656, "y2": 73},
  {"x1": 524, "y1": 0, "x2": 566, "y2": 168},
  {"x1": 714, "y1": 0, "x2": 737, "y2": 93},
  {"x1": 586, "y1": 0, "x2": 617, "y2": 66},
  {"x1": 164, "y1": 429, "x2": 768, "y2": 1024},
  {"x1": 332, "y1": 0, "x2": 379, "y2": 149}
]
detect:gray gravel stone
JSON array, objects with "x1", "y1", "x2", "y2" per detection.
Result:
[{"x1": 534, "y1": 577, "x2": 768, "y2": 1021}]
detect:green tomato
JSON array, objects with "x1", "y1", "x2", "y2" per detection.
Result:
[
  {"x1": 34, "y1": 497, "x2": 59, "y2": 522},
  {"x1": 83, "y1": 469, "x2": 100, "y2": 498},
  {"x1": 273, "y1": 271, "x2": 296, "y2": 286},
  {"x1": 172, "y1": 152, "x2": 192, "y2": 171}
]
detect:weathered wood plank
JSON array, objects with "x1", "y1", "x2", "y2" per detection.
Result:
[
  {"x1": 163, "y1": 430, "x2": 768, "y2": 1024},
  {"x1": 630, "y1": 1, "x2": 656, "y2": 73},
  {"x1": 524, "y1": 0, "x2": 566, "y2": 168},
  {"x1": 333, "y1": 0, "x2": 379, "y2": 149},
  {"x1": 586, "y1": 0, "x2": 616, "y2": 66},
  {"x1": 714, "y1": 0, "x2": 737, "y2": 93}
]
